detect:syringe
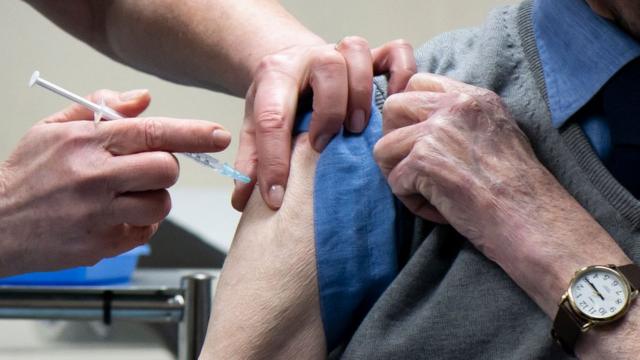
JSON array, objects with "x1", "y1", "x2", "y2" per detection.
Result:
[{"x1": 29, "y1": 71, "x2": 251, "y2": 184}]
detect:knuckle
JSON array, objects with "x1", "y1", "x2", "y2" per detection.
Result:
[
  {"x1": 75, "y1": 169, "x2": 108, "y2": 192},
  {"x1": 259, "y1": 157, "x2": 289, "y2": 180},
  {"x1": 351, "y1": 83, "x2": 373, "y2": 100},
  {"x1": 235, "y1": 157, "x2": 257, "y2": 172},
  {"x1": 24, "y1": 123, "x2": 48, "y2": 139},
  {"x1": 391, "y1": 68, "x2": 417, "y2": 79},
  {"x1": 142, "y1": 118, "x2": 164, "y2": 149},
  {"x1": 426, "y1": 115, "x2": 448, "y2": 133},
  {"x1": 455, "y1": 171, "x2": 475, "y2": 190},
  {"x1": 91, "y1": 89, "x2": 112, "y2": 102},
  {"x1": 413, "y1": 135, "x2": 435, "y2": 154},
  {"x1": 408, "y1": 142, "x2": 428, "y2": 164},
  {"x1": 63, "y1": 123, "x2": 95, "y2": 144},
  {"x1": 63, "y1": 154, "x2": 109, "y2": 190},
  {"x1": 382, "y1": 94, "x2": 406, "y2": 119},
  {"x1": 97, "y1": 125, "x2": 118, "y2": 148},
  {"x1": 256, "y1": 53, "x2": 292, "y2": 73},
  {"x1": 255, "y1": 110, "x2": 287, "y2": 134},
  {"x1": 339, "y1": 36, "x2": 370, "y2": 51},
  {"x1": 313, "y1": 50, "x2": 346, "y2": 70},
  {"x1": 409, "y1": 141, "x2": 440, "y2": 172},
  {"x1": 405, "y1": 74, "x2": 432, "y2": 91},
  {"x1": 389, "y1": 39, "x2": 413, "y2": 50},
  {"x1": 262, "y1": 156, "x2": 289, "y2": 172},
  {"x1": 406, "y1": 73, "x2": 423, "y2": 86},
  {"x1": 314, "y1": 108, "x2": 345, "y2": 124},
  {"x1": 372, "y1": 140, "x2": 386, "y2": 163},
  {"x1": 456, "y1": 93, "x2": 480, "y2": 110}
]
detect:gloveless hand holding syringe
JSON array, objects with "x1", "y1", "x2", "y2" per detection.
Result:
[{"x1": 29, "y1": 71, "x2": 251, "y2": 184}]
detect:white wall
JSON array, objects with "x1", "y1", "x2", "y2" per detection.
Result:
[{"x1": 0, "y1": 0, "x2": 514, "y2": 250}]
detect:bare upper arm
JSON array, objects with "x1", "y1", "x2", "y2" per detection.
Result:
[
  {"x1": 201, "y1": 134, "x2": 326, "y2": 359},
  {"x1": 24, "y1": 0, "x2": 114, "y2": 56}
]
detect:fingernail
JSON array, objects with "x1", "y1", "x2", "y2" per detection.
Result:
[
  {"x1": 269, "y1": 184, "x2": 285, "y2": 208},
  {"x1": 314, "y1": 134, "x2": 332, "y2": 152},
  {"x1": 120, "y1": 89, "x2": 148, "y2": 102},
  {"x1": 350, "y1": 109, "x2": 366, "y2": 133},
  {"x1": 212, "y1": 129, "x2": 231, "y2": 146}
]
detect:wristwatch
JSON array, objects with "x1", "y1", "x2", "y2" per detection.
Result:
[{"x1": 551, "y1": 264, "x2": 640, "y2": 356}]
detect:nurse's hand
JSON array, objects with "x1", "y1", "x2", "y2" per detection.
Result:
[
  {"x1": 0, "y1": 89, "x2": 231, "y2": 277},
  {"x1": 233, "y1": 38, "x2": 416, "y2": 211}
]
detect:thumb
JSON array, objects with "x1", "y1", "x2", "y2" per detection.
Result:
[{"x1": 41, "y1": 89, "x2": 151, "y2": 123}]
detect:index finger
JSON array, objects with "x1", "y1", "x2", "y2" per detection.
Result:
[
  {"x1": 373, "y1": 123, "x2": 421, "y2": 178},
  {"x1": 252, "y1": 66, "x2": 300, "y2": 209},
  {"x1": 99, "y1": 117, "x2": 231, "y2": 155},
  {"x1": 335, "y1": 36, "x2": 374, "y2": 133},
  {"x1": 372, "y1": 40, "x2": 416, "y2": 95}
]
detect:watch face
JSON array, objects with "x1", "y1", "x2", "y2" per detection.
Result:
[{"x1": 569, "y1": 266, "x2": 630, "y2": 320}]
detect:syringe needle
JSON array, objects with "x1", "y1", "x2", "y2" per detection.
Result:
[{"x1": 29, "y1": 70, "x2": 251, "y2": 183}]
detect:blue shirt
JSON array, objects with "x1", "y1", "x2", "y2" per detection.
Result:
[
  {"x1": 295, "y1": 94, "x2": 398, "y2": 349},
  {"x1": 534, "y1": 0, "x2": 640, "y2": 155}
]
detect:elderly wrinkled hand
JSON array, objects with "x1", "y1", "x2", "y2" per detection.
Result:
[
  {"x1": 374, "y1": 73, "x2": 552, "y2": 259},
  {"x1": 232, "y1": 38, "x2": 416, "y2": 211},
  {"x1": 0, "y1": 89, "x2": 231, "y2": 277}
]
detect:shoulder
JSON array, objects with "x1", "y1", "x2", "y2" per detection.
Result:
[
  {"x1": 375, "y1": 4, "x2": 526, "y2": 100},
  {"x1": 417, "y1": 5, "x2": 521, "y2": 77}
]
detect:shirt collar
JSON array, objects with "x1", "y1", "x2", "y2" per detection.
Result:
[{"x1": 533, "y1": 0, "x2": 640, "y2": 127}]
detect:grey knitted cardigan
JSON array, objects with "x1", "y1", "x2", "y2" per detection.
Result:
[{"x1": 334, "y1": 1, "x2": 640, "y2": 359}]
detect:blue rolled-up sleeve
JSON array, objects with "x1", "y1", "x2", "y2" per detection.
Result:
[{"x1": 294, "y1": 89, "x2": 399, "y2": 349}]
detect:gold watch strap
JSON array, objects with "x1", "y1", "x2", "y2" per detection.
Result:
[{"x1": 551, "y1": 298, "x2": 587, "y2": 357}]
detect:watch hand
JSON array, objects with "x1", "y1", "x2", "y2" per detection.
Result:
[{"x1": 585, "y1": 279, "x2": 605, "y2": 301}]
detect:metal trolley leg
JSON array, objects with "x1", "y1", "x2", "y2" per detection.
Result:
[{"x1": 179, "y1": 273, "x2": 213, "y2": 360}]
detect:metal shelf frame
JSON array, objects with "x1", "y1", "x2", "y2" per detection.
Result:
[{"x1": 0, "y1": 270, "x2": 217, "y2": 360}]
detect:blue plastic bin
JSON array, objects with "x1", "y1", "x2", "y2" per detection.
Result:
[{"x1": 0, "y1": 245, "x2": 150, "y2": 286}]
